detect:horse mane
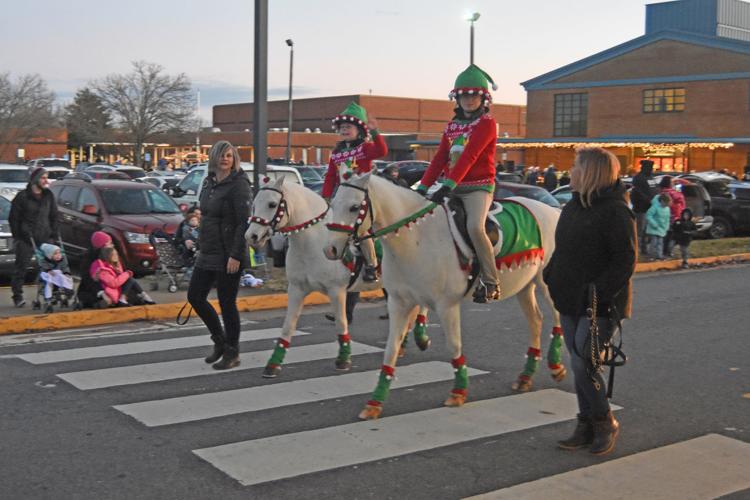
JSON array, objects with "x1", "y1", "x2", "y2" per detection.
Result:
[{"x1": 368, "y1": 174, "x2": 428, "y2": 206}]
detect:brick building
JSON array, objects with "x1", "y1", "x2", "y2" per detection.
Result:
[
  {"x1": 510, "y1": 0, "x2": 750, "y2": 176},
  {"x1": 0, "y1": 128, "x2": 68, "y2": 164},
  {"x1": 213, "y1": 95, "x2": 525, "y2": 164}
]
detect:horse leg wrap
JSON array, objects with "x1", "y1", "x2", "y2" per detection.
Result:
[
  {"x1": 451, "y1": 355, "x2": 469, "y2": 394},
  {"x1": 412, "y1": 314, "x2": 430, "y2": 351},
  {"x1": 267, "y1": 338, "x2": 290, "y2": 368},
  {"x1": 547, "y1": 327, "x2": 564, "y2": 370},
  {"x1": 368, "y1": 365, "x2": 395, "y2": 406},
  {"x1": 522, "y1": 347, "x2": 542, "y2": 378},
  {"x1": 336, "y1": 333, "x2": 353, "y2": 370}
]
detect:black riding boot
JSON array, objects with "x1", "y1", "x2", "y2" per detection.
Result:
[
  {"x1": 212, "y1": 346, "x2": 240, "y2": 370},
  {"x1": 204, "y1": 334, "x2": 225, "y2": 364},
  {"x1": 363, "y1": 265, "x2": 379, "y2": 283},
  {"x1": 557, "y1": 414, "x2": 594, "y2": 450},
  {"x1": 590, "y1": 411, "x2": 620, "y2": 456}
]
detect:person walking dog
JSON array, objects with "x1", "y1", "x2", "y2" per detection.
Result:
[{"x1": 187, "y1": 141, "x2": 251, "y2": 370}]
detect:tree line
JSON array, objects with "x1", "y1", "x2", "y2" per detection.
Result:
[{"x1": 1, "y1": 61, "x2": 196, "y2": 166}]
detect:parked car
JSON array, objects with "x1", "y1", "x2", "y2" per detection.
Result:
[
  {"x1": 84, "y1": 164, "x2": 147, "y2": 180},
  {"x1": 45, "y1": 166, "x2": 72, "y2": 181},
  {"x1": 139, "y1": 171, "x2": 184, "y2": 193},
  {"x1": 171, "y1": 163, "x2": 304, "y2": 208},
  {"x1": 0, "y1": 195, "x2": 16, "y2": 276},
  {"x1": 0, "y1": 164, "x2": 30, "y2": 200},
  {"x1": 681, "y1": 172, "x2": 750, "y2": 238},
  {"x1": 48, "y1": 176, "x2": 184, "y2": 276},
  {"x1": 389, "y1": 161, "x2": 431, "y2": 186},
  {"x1": 27, "y1": 158, "x2": 71, "y2": 169},
  {"x1": 494, "y1": 181, "x2": 561, "y2": 208}
]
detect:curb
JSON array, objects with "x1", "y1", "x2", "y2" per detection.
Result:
[{"x1": 3, "y1": 252, "x2": 749, "y2": 335}]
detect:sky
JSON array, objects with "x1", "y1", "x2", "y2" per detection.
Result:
[{"x1": 1, "y1": 0, "x2": 650, "y2": 123}]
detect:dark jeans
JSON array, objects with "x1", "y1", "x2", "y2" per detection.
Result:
[
  {"x1": 560, "y1": 314, "x2": 613, "y2": 419},
  {"x1": 122, "y1": 277, "x2": 144, "y2": 300},
  {"x1": 187, "y1": 266, "x2": 242, "y2": 347},
  {"x1": 635, "y1": 212, "x2": 647, "y2": 253},
  {"x1": 11, "y1": 240, "x2": 34, "y2": 300}
]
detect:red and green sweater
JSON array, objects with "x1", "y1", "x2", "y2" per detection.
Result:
[
  {"x1": 322, "y1": 131, "x2": 387, "y2": 199},
  {"x1": 419, "y1": 114, "x2": 497, "y2": 193}
]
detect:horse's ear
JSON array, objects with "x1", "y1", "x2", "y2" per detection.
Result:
[
  {"x1": 352, "y1": 171, "x2": 372, "y2": 187},
  {"x1": 273, "y1": 176, "x2": 286, "y2": 189}
]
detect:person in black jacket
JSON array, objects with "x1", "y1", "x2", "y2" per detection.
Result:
[
  {"x1": 543, "y1": 147, "x2": 636, "y2": 456},
  {"x1": 187, "y1": 141, "x2": 251, "y2": 370},
  {"x1": 630, "y1": 159, "x2": 655, "y2": 253},
  {"x1": 8, "y1": 167, "x2": 58, "y2": 307}
]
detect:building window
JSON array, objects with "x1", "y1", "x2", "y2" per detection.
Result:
[
  {"x1": 643, "y1": 88, "x2": 685, "y2": 113},
  {"x1": 553, "y1": 93, "x2": 588, "y2": 137}
]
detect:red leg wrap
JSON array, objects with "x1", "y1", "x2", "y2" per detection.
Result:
[{"x1": 451, "y1": 355, "x2": 466, "y2": 369}]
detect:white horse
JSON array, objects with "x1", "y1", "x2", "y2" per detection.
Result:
[
  {"x1": 324, "y1": 173, "x2": 564, "y2": 419},
  {"x1": 245, "y1": 177, "x2": 430, "y2": 378}
]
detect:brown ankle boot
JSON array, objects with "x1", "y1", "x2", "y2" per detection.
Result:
[
  {"x1": 558, "y1": 414, "x2": 593, "y2": 450},
  {"x1": 204, "y1": 334, "x2": 225, "y2": 364},
  {"x1": 590, "y1": 411, "x2": 619, "y2": 456}
]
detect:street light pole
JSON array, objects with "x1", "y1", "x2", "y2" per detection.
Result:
[
  {"x1": 286, "y1": 39, "x2": 294, "y2": 164},
  {"x1": 253, "y1": 0, "x2": 268, "y2": 189},
  {"x1": 467, "y1": 12, "x2": 480, "y2": 65}
]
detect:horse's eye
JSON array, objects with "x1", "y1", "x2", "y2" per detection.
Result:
[
  {"x1": 268, "y1": 202, "x2": 277, "y2": 209},
  {"x1": 349, "y1": 204, "x2": 360, "y2": 213}
]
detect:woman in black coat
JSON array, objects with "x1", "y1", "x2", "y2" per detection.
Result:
[
  {"x1": 543, "y1": 147, "x2": 636, "y2": 456},
  {"x1": 188, "y1": 141, "x2": 251, "y2": 370}
]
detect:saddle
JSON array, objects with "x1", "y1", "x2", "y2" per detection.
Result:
[{"x1": 447, "y1": 197, "x2": 500, "y2": 256}]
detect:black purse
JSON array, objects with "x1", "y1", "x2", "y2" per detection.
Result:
[{"x1": 585, "y1": 284, "x2": 627, "y2": 398}]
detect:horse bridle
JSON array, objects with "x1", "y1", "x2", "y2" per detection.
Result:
[
  {"x1": 324, "y1": 182, "x2": 376, "y2": 246},
  {"x1": 249, "y1": 187, "x2": 288, "y2": 231}
]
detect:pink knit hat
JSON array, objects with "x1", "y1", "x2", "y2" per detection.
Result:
[{"x1": 91, "y1": 231, "x2": 112, "y2": 249}]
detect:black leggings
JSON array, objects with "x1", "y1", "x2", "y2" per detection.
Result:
[{"x1": 187, "y1": 266, "x2": 242, "y2": 347}]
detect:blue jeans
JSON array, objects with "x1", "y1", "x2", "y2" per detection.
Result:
[
  {"x1": 646, "y1": 235, "x2": 663, "y2": 259},
  {"x1": 560, "y1": 315, "x2": 612, "y2": 419}
]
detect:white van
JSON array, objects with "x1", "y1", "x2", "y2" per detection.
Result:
[{"x1": 171, "y1": 163, "x2": 303, "y2": 207}]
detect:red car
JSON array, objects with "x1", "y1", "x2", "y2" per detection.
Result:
[{"x1": 49, "y1": 175, "x2": 184, "y2": 276}]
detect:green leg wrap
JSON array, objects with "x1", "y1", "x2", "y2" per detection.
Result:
[
  {"x1": 412, "y1": 314, "x2": 430, "y2": 351},
  {"x1": 337, "y1": 334, "x2": 352, "y2": 362},
  {"x1": 522, "y1": 347, "x2": 542, "y2": 377},
  {"x1": 370, "y1": 367, "x2": 395, "y2": 404},
  {"x1": 400, "y1": 332, "x2": 409, "y2": 349},
  {"x1": 267, "y1": 339, "x2": 289, "y2": 367},
  {"x1": 454, "y1": 364, "x2": 469, "y2": 391},
  {"x1": 547, "y1": 331, "x2": 564, "y2": 369}
]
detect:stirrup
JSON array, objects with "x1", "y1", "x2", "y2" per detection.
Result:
[
  {"x1": 473, "y1": 281, "x2": 500, "y2": 303},
  {"x1": 363, "y1": 265, "x2": 379, "y2": 282}
]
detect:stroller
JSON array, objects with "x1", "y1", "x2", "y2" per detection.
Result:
[
  {"x1": 149, "y1": 229, "x2": 194, "y2": 293},
  {"x1": 31, "y1": 237, "x2": 80, "y2": 313}
]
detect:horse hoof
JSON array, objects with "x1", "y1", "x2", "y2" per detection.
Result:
[
  {"x1": 358, "y1": 404, "x2": 382, "y2": 420},
  {"x1": 551, "y1": 366, "x2": 567, "y2": 382},
  {"x1": 416, "y1": 337, "x2": 431, "y2": 352},
  {"x1": 335, "y1": 358, "x2": 352, "y2": 371},
  {"x1": 444, "y1": 393, "x2": 466, "y2": 407},
  {"x1": 398, "y1": 346, "x2": 406, "y2": 358},
  {"x1": 512, "y1": 376, "x2": 533, "y2": 392},
  {"x1": 262, "y1": 365, "x2": 281, "y2": 378}
]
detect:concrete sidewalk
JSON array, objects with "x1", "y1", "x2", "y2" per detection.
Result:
[{"x1": 1, "y1": 253, "x2": 749, "y2": 335}]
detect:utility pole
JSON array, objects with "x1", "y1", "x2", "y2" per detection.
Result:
[
  {"x1": 253, "y1": 0, "x2": 268, "y2": 191},
  {"x1": 285, "y1": 39, "x2": 294, "y2": 164}
]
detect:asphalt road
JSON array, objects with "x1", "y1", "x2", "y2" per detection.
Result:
[{"x1": 0, "y1": 264, "x2": 748, "y2": 499}]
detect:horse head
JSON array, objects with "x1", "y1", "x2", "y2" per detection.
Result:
[
  {"x1": 323, "y1": 172, "x2": 374, "y2": 261},
  {"x1": 245, "y1": 176, "x2": 288, "y2": 249}
]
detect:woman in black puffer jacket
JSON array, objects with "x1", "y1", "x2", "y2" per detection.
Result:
[
  {"x1": 543, "y1": 147, "x2": 636, "y2": 456},
  {"x1": 188, "y1": 141, "x2": 251, "y2": 370}
]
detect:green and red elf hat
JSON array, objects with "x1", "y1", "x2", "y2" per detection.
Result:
[
  {"x1": 448, "y1": 64, "x2": 498, "y2": 104},
  {"x1": 331, "y1": 102, "x2": 369, "y2": 136}
]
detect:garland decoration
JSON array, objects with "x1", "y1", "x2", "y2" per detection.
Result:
[{"x1": 278, "y1": 208, "x2": 329, "y2": 235}]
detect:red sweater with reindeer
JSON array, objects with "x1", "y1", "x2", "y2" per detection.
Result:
[
  {"x1": 420, "y1": 113, "x2": 497, "y2": 192},
  {"x1": 322, "y1": 131, "x2": 387, "y2": 198}
]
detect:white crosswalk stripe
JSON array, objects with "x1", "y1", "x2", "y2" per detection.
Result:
[
  {"x1": 56, "y1": 341, "x2": 382, "y2": 390},
  {"x1": 114, "y1": 361, "x2": 487, "y2": 427},
  {"x1": 192, "y1": 390, "x2": 591, "y2": 486},
  {"x1": 16, "y1": 328, "x2": 308, "y2": 364},
  {"x1": 11, "y1": 325, "x2": 746, "y2": 497},
  {"x1": 465, "y1": 434, "x2": 750, "y2": 500}
]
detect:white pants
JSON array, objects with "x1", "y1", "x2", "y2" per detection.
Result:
[{"x1": 40, "y1": 270, "x2": 73, "y2": 299}]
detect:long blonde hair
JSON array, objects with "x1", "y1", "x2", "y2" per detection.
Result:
[
  {"x1": 573, "y1": 147, "x2": 621, "y2": 208},
  {"x1": 208, "y1": 140, "x2": 241, "y2": 175}
]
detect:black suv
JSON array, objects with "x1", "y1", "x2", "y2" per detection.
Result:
[{"x1": 680, "y1": 172, "x2": 750, "y2": 238}]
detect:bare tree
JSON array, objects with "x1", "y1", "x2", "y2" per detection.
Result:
[
  {"x1": 0, "y1": 73, "x2": 58, "y2": 162},
  {"x1": 93, "y1": 61, "x2": 195, "y2": 167}
]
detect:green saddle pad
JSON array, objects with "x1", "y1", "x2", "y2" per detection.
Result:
[{"x1": 492, "y1": 201, "x2": 544, "y2": 269}]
